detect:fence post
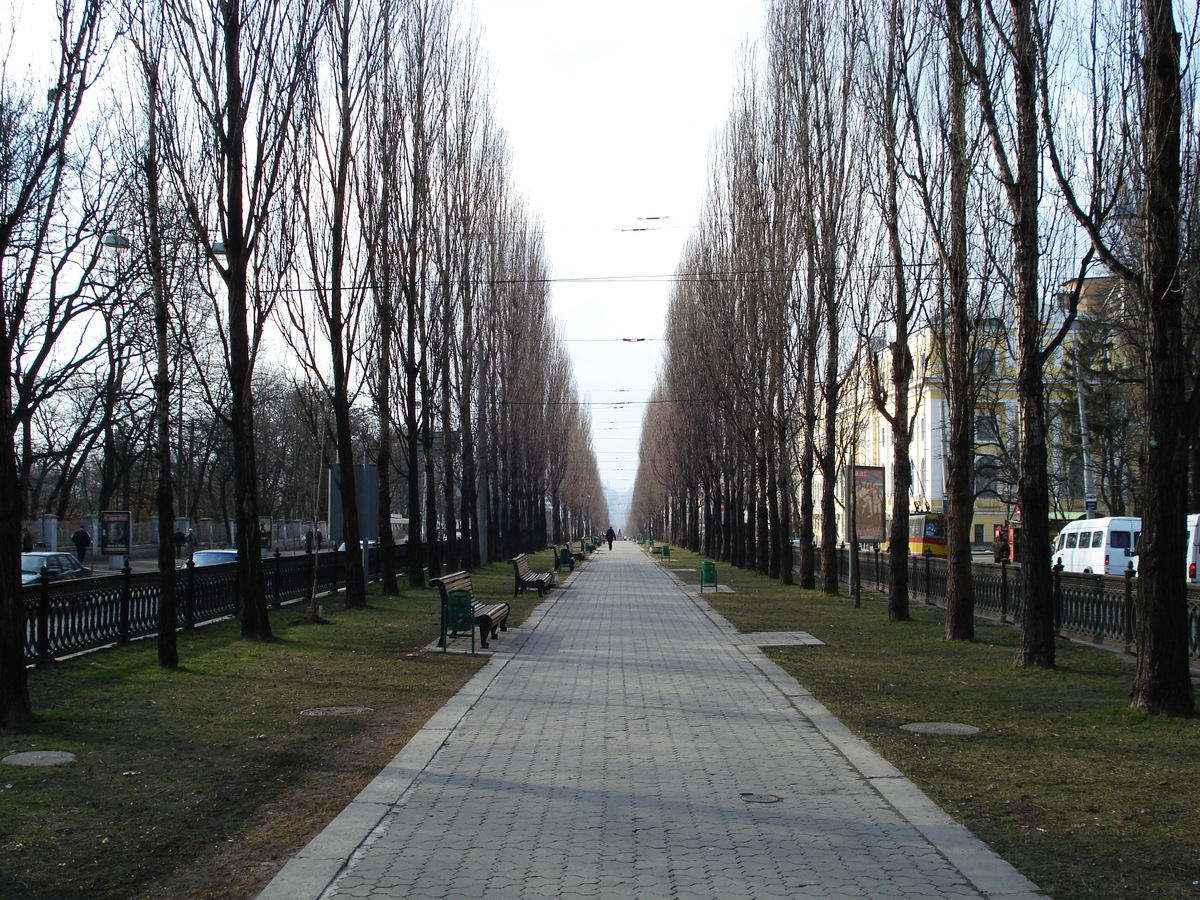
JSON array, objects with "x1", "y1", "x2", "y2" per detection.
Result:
[
  {"x1": 36, "y1": 572, "x2": 52, "y2": 665},
  {"x1": 924, "y1": 552, "x2": 932, "y2": 603},
  {"x1": 1000, "y1": 559, "x2": 1009, "y2": 623},
  {"x1": 118, "y1": 558, "x2": 132, "y2": 644},
  {"x1": 1124, "y1": 562, "x2": 1136, "y2": 652},
  {"x1": 1052, "y1": 561, "x2": 1064, "y2": 633},
  {"x1": 272, "y1": 548, "x2": 282, "y2": 608},
  {"x1": 184, "y1": 558, "x2": 196, "y2": 630}
]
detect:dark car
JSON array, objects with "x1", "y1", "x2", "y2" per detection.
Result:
[{"x1": 21, "y1": 551, "x2": 91, "y2": 585}]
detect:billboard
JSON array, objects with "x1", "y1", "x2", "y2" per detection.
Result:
[
  {"x1": 327, "y1": 462, "x2": 379, "y2": 543},
  {"x1": 845, "y1": 466, "x2": 887, "y2": 544},
  {"x1": 99, "y1": 510, "x2": 132, "y2": 556}
]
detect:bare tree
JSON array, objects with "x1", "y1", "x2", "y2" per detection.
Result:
[
  {"x1": 862, "y1": 0, "x2": 928, "y2": 620},
  {"x1": 0, "y1": 0, "x2": 111, "y2": 725},
  {"x1": 1130, "y1": 0, "x2": 1193, "y2": 713},
  {"x1": 157, "y1": 0, "x2": 322, "y2": 637},
  {"x1": 278, "y1": 0, "x2": 384, "y2": 609}
]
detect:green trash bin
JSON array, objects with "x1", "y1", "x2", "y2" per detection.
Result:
[
  {"x1": 700, "y1": 560, "x2": 717, "y2": 592},
  {"x1": 442, "y1": 589, "x2": 476, "y2": 653},
  {"x1": 660, "y1": 545, "x2": 670, "y2": 559}
]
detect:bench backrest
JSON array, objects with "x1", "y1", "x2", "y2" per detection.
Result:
[
  {"x1": 431, "y1": 571, "x2": 474, "y2": 601},
  {"x1": 511, "y1": 554, "x2": 532, "y2": 575}
]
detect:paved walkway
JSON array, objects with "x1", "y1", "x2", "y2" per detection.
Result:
[{"x1": 257, "y1": 542, "x2": 1045, "y2": 900}]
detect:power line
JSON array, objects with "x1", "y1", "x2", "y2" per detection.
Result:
[{"x1": 500, "y1": 398, "x2": 706, "y2": 407}]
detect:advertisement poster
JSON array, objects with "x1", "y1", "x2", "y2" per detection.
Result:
[
  {"x1": 99, "y1": 510, "x2": 132, "y2": 556},
  {"x1": 846, "y1": 466, "x2": 887, "y2": 544}
]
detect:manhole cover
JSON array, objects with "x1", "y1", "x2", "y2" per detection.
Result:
[
  {"x1": 740, "y1": 792, "x2": 782, "y2": 804},
  {"x1": 299, "y1": 706, "x2": 374, "y2": 717},
  {"x1": 900, "y1": 722, "x2": 980, "y2": 736},
  {"x1": 3, "y1": 750, "x2": 77, "y2": 767}
]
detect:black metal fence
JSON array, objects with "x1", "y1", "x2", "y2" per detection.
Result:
[
  {"x1": 819, "y1": 547, "x2": 1200, "y2": 661},
  {"x1": 23, "y1": 545, "x2": 415, "y2": 665}
]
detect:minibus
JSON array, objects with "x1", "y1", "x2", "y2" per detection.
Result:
[{"x1": 1054, "y1": 516, "x2": 1140, "y2": 576}]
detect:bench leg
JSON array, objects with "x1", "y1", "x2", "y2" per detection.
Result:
[{"x1": 477, "y1": 621, "x2": 490, "y2": 649}]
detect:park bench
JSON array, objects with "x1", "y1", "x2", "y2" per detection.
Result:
[
  {"x1": 430, "y1": 571, "x2": 510, "y2": 651},
  {"x1": 509, "y1": 553, "x2": 556, "y2": 598}
]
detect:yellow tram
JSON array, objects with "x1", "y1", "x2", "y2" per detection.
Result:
[{"x1": 908, "y1": 513, "x2": 948, "y2": 557}]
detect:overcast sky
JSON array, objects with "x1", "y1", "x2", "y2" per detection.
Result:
[{"x1": 470, "y1": 0, "x2": 767, "y2": 495}]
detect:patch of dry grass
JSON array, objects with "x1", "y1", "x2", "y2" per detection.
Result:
[{"x1": 1, "y1": 553, "x2": 551, "y2": 900}]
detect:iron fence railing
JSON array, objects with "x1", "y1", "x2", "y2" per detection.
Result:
[
  {"x1": 22, "y1": 544, "x2": 430, "y2": 665},
  {"x1": 810, "y1": 546, "x2": 1200, "y2": 660}
]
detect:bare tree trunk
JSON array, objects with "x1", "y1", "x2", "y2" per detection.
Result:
[
  {"x1": 1006, "y1": 0, "x2": 1054, "y2": 666},
  {"x1": 1132, "y1": 0, "x2": 1194, "y2": 714},
  {"x1": 221, "y1": 0, "x2": 270, "y2": 640},
  {"x1": 140, "y1": 50, "x2": 179, "y2": 666},
  {"x1": 942, "y1": 0, "x2": 974, "y2": 641}
]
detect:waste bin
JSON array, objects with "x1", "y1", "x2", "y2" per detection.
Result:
[
  {"x1": 660, "y1": 545, "x2": 670, "y2": 559},
  {"x1": 700, "y1": 560, "x2": 717, "y2": 592},
  {"x1": 442, "y1": 589, "x2": 476, "y2": 653}
]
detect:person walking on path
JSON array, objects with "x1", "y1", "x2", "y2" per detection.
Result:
[
  {"x1": 71, "y1": 524, "x2": 91, "y2": 561},
  {"x1": 605, "y1": 525, "x2": 616, "y2": 550},
  {"x1": 172, "y1": 527, "x2": 187, "y2": 559}
]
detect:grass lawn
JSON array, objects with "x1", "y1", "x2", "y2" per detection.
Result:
[
  {"x1": 1, "y1": 552, "x2": 551, "y2": 900},
  {"x1": 658, "y1": 546, "x2": 1200, "y2": 900}
]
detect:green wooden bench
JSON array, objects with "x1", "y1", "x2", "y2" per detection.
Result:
[
  {"x1": 509, "y1": 553, "x2": 555, "y2": 598},
  {"x1": 430, "y1": 570, "x2": 510, "y2": 651}
]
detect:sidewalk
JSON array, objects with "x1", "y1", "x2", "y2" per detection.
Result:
[{"x1": 257, "y1": 541, "x2": 1045, "y2": 900}]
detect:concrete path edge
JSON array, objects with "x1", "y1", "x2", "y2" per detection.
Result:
[{"x1": 254, "y1": 587, "x2": 566, "y2": 900}]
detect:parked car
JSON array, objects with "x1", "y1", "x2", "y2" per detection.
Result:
[
  {"x1": 1185, "y1": 514, "x2": 1200, "y2": 582},
  {"x1": 21, "y1": 551, "x2": 91, "y2": 585},
  {"x1": 189, "y1": 549, "x2": 239, "y2": 567},
  {"x1": 337, "y1": 539, "x2": 379, "y2": 551}
]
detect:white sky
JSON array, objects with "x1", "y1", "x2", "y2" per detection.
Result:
[{"x1": 470, "y1": 0, "x2": 766, "y2": 494}]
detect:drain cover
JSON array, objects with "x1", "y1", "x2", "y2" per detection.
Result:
[
  {"x1": 299, "y1": 706, "x2": 374, "y2": 717},
  {"x1": 3, "y1": 751, "x2": 77, "y2": 767},
  {"x1": 741, "y1": 792, "x2": 782, "y2": 803},
  {"x1": 900, "y1": 722, "x2": 980, "y2": 735}
]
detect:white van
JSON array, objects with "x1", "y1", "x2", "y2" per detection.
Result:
[
  {"x1": 1054, "y1": 516, "x2": 1140, "y2": 576},
  {"x1": 1186, "y1": 514, "x2": 1200, "y2": 583}
]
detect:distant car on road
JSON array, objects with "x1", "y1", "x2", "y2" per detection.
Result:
[{"x1": 21, "y1": 551, "x2": 91, "y2": 585}]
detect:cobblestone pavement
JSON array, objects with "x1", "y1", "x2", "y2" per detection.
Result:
[{"x1": 258, "y1": 541, "x2": 1045, "y2": 900}]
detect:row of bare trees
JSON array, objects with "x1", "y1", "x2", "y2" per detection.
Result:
[
  {"x1": 632, "y1": 0, "x2": 1199, "y2": 715},
  {"x1": 0, "y1": 0, "x2": 606, "y2": 727}
]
